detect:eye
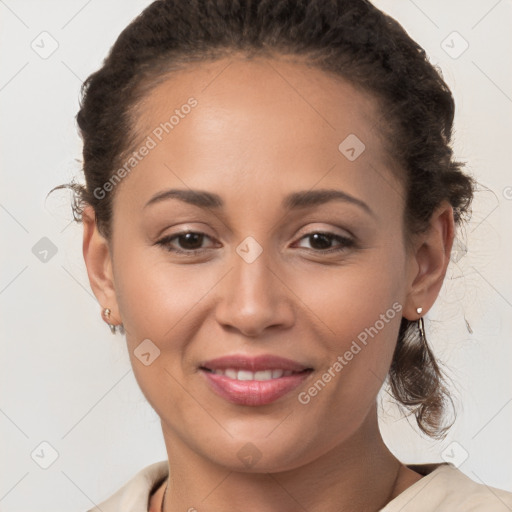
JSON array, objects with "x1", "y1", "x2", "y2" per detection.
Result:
[
  {"x1": 155, "y1": 231, "x2": 216, "y2": 255},
  {"x1": 155, "y1": 230, "x2": 355, "y2": 256},
  {"x1": 294, "y1": 232, "x2": 355, "y2": 253}
]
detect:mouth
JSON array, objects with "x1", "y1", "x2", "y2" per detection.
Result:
[
  {"x1": 198, "y1": 354, "x2": 314, "y2": 406},
  {"x1": 200, "y1": 367, "x2": 311, "y2": 380}
]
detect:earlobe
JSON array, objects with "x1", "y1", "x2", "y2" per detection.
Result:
[
  {"x1": 403, "y1": 201, "x2": 455, "y2": 320},
  {"x1": 82, "y1": 206, "x2": 121, "y2": 325}
]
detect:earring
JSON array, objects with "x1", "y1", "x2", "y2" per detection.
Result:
[
  {"x1": 102, "y1": 308, "x2": 117, "y2": 335},
  {"x1": 416, "y1": 307, "x2": 425, "y2": 339}
]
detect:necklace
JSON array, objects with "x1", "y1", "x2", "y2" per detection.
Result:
[
  {"x1": 160, "y1": 481, "x2": 168, "y2": 512},
  {"x1": 384, "y1": 463, "x2": 402, "y2": 505}
]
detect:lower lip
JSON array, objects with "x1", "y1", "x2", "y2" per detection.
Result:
[{"x1": 200, "y1": 369, "x2": 312, "y2": 406}]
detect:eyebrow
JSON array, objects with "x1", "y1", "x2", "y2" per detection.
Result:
[{"x1": 144, "y1": 188, "x2": 374, "y2": 217}]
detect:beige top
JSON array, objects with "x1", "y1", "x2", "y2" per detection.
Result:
[{"x1": 86, "y1": 460, "x2": 512, "y2": 511}]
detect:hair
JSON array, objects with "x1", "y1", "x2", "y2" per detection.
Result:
[{"x1": 51, "y1": 0, "x2": 475, "y2": 439}]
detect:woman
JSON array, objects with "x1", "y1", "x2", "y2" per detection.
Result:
[{"x1": 55, "y1": 0, "x2": 512, "y2": 510}]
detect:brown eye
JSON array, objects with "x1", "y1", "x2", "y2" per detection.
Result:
[
  {"x1": 296, "y1": 232, "x2": 355, "y2": 253},
  {"x1": 175, "y1": 232, "x2": 205, "y2": 250},
  {"x1": 156, "y1": 231, "x2": 214, "y2": 254}
]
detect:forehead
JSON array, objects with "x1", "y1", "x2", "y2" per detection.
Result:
[
  {"x1": 116, "y1": 55, "x2": 402, "y2": 217},
  {"x1": 133, "y1": 55, "x2": 382, "y2": 148}
]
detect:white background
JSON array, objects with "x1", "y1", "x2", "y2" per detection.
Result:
[{"x1": 1, "y1": 0, "x2": 511, "y2": 510}]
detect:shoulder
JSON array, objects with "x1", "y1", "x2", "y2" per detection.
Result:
[
  {"x1": 381, "y1": 463, "x2": 512, "y2": 512},
  {"x1": 85, "y1": 460, "x2": 169, "y2": 512}
]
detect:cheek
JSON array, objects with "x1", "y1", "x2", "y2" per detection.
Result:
[
  {"x1": 112, "y1": 246, "x2": 212, "y2": 411},
  {"x1": 113, "y1": 242, "x2": 219, "y2": 340},
  {"x1": 291, "y1": 247, "x2": 405, "y2": 342},
  {"x1": 291, "y1": 246, "x2": 405, "y2": 399}
]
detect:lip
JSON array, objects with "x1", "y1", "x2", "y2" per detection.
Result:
[
  {"x1": 201, "y1": 370, "x2": 312, "y2": 406},
  {"x1": 199, "y1": 354, "x2": 313, "y2": 406}
]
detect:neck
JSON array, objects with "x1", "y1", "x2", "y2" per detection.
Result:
[{"x1": 158, "y1": 406, "x2": 411, "y2": 512}]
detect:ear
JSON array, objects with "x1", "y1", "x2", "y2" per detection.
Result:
[
  {"x1": 403, "y1": 201, "x2": 455, "y2": 320},
  {"x1": 82, "y1": 205, "x2": 121, "y2": 326}
]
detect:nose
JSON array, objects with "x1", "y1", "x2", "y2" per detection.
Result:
[{"x1": 214, "y1": 246, "x2": 296, "y2": 338}]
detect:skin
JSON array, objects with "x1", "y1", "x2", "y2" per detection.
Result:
[{"x1": 82, "y1": 56, "x2": 455, "y2": 511}]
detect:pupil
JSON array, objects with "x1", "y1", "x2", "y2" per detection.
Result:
[
  {"x1": 180, "y1": 233, "x2": 203, "y2": 249},
  {"x1": 310, "y1": 233, "x2": 331, "y2": 250}
]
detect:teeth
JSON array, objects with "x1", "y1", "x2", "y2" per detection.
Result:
[
  {"x1": 255, "y1": 370, "x2": 273, "y2": 380},
  {"x1": 208, "y1": 368, "x2": 296, "y2": 381},
  {"x1": 224, "y1": 369, "x2": 237, "y2": 379},
  {"x1": 237, "y1": 370, "x2": 253, "y2": 381}
]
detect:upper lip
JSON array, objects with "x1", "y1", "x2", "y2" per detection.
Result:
[{"x1": 200, "y1": 354, "x2": 313, "y2": 372}]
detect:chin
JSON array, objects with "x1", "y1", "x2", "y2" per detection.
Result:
[{"x1": 194, "y1": 430, "x2": 315, "y2": 473}]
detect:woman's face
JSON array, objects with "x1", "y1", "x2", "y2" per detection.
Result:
[{"x1": 103, "y1": 56, "x2": 418, "y2": 471}]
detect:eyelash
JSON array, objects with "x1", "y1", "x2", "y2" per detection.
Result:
[{"x1": 155, "y1": 230, "x2": 355, "y2": 256}]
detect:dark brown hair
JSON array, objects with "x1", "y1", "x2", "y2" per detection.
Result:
[{"x1": 51, "y1": 0, "x2": 475, "y2": 438}]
